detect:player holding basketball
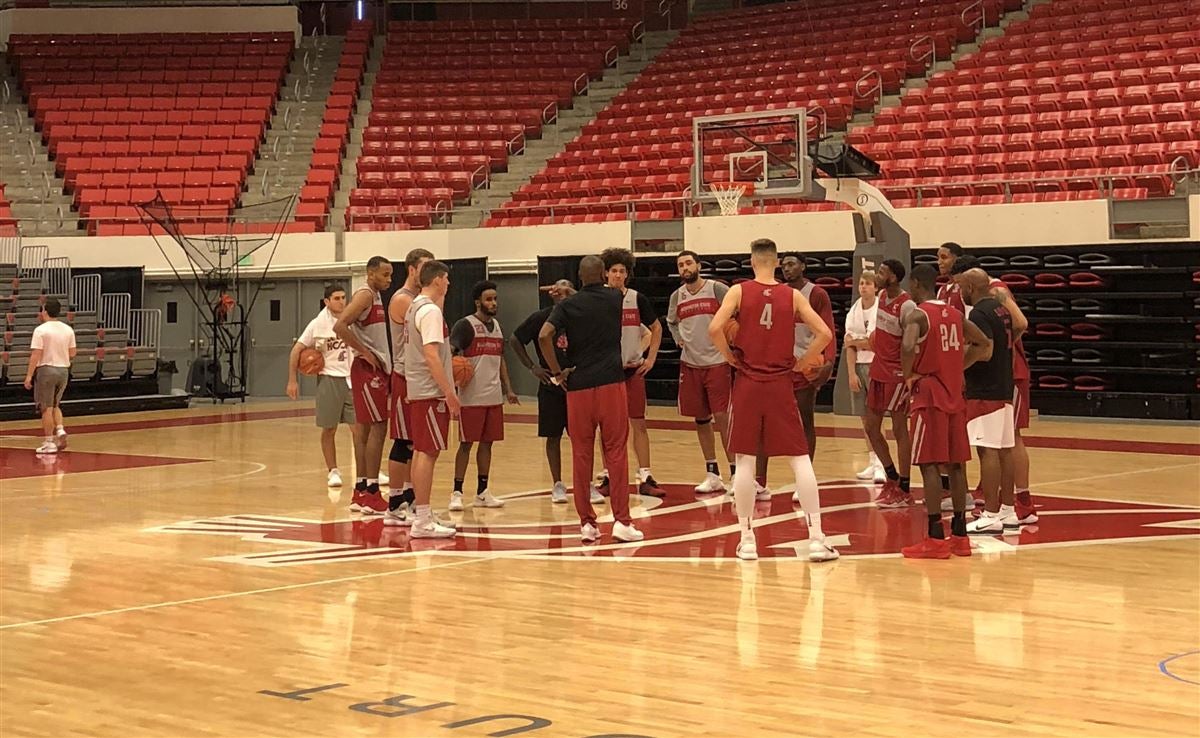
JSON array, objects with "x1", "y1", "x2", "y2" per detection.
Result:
[
  {"x1": 708, "y1": 238, "x2": 838, "y2": 563},
  {"x1": 898, "y1": 265, "x2": 980, "y2": 559},
  {"x1": 382, "y1": 248, "x2": 433, "y2": 527},
  {"x1": 597, "y1": 247, "x2": 665, "y2": 498},
  {"x1": 867, "y1": 259, "x2": 916, "y2": 507},
  {"x1": 449, "y1": 280, "x2": 519, "y2": 511},
  {"x1": 334, "y1": 256, "x2": 393, "y2": 514},
  {"x1": 958, "y1": 268, "x2": 1020, "y2": 534},
  {"x1": 510, "y1": 279, "x2": 576, "y2": 504},
  {"x1": 667, "y1": 250, "x2": 734, "y2": 493},
  {"x1": 539, "y1": 255, "x2": 643, "y2": 544},
  {"x1": 286, "y1": 284, "x2": 360, "y2": 488},
  {"x1": 403, "y1": 260, "x2": 458, "y2": 538}
]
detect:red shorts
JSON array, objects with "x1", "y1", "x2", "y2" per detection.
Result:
[
  {"x1": 388, "y1": 372, "x2": 413, "y2": 440},
  {"x1": 727, "y1": 375, "x2": 808, "y2": 458},
  {"x1": 1012, "y1": 378, "x2": 1030, "y2": 430},
  {"x1": 677, "y1": 363, "x2": 732, "y2": 419},
  {"x1": 909, "y1": 406, "x2": 971, "y2": 465},
  {"x1": 624, "y1": 371, "x2": 647, "y2": 420},
  {"x1": 459, "y1": 404, "x2": 504, "y2": 443},
  {"x1": 791, "y1": 364, "x2": 830, "y2": 391},
  {"x1": 867, "y1": 378, "x2": 910, "y2": 414},
  {"x1": 409, "y1": 396, "x2": 451, "y2": 454},
  {"x1": 350, "y1": 357, "x2": 390, "y2": 424}
]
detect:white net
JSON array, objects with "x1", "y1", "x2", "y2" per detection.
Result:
[{"x1": 710, "y1": 184, "x2": 745, "y2": 216}]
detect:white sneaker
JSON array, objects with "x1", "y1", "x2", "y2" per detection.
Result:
[
  {"x1": 855, "y1": 463, "x2": 875, "y2": 480},
  {"x1": 54, "y1": 430, "x2": 67, "y2": 450},
  {"x1": 755, "y1": 482, "x2": 770, "y2": 501},
  {"x1": 35, "y1": 441, "x2": 58, "y2": 454},
  {"x1": 580, "y1": 523, "x2": 600, "y2": 542},
  {"x1": 589, "y1": 485, "x2": 604, "y2": 504},
  {"x1": 808, "y1": 538, "x2": 840, "y2": 562},
  {"x1": 550, "y1": 482, "x2": 569, "y2": 504},
  {"x1": 378, "y1": 471, "x2": 390, "y2": 486},
  {"x1": 612, "y1": 521, "x2": 644, "y2": 542},
  {"x1": 873, "y1": 463, "x2": 887, "y2": 484},
  {"x1": 736, "y1": 533, "x2": 759, "y2": 560},
  {"x1": 694, "y1": 473, "x2": 726, "y2": 494},
  {"x1": 474, "y1": 490, "x2": 505, "y2": 508},
  {"x1": 327, "y1": 469, "x2": 342, "y2": 487},
  {"x1": 409, "y1": 518, "x2": 456, "y2": 538},
  {"x1": 448, "y1": 491, "x2": 465, "y2": 511},
  {"x1": 998, "y1": 506, "x2": 1020, "y2": 530},
  {"x1": 967, "y1": 510, "x2": 1005, "y2": 534},
  {"x1": 383, "y1": 505, "x2": 411, "y2": 527}
]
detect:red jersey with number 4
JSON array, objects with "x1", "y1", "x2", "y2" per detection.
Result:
[
  {"x1": 989, "y1": 278, "x2": 1029, "y2": 380},
  {"x1": 869, "y1": 290, "x2": 912, "y2": 382},
  {"x1": 910, "y1": 300, "x2": 965, "y2": 414},
  {"x1": 736, "y1": 280, "x2": 796, "y2": 381}
]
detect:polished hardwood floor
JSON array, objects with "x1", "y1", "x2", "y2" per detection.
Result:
[{"x1": 1, "y1": 400, "x2": 1197, "y2": 737}]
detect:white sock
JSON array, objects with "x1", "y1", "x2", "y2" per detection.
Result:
[
  {"x1": 45, "y1": 435, "x2": 54, "y2": 444},
  {"x1": 788, "y1": 455, "x2": 824, "y2": 540},
  {"x1": 415, "y1": 504, "x2": 431, "y2": 523},
  {"x1": 55, "y1": 425, "x2": 65, "y2": 435},
  {"x1": 329, "y1": 467, "x2": 339, "y2": 473},
  {"x1": 733, "y1": 454, "x2": 757, "y2": 520},
  {"x1": 1000, "y1": 503, "x2": 1015, "y2": 516},
  {"x1": 638, "y1": 467, "x2": 651, "y2": 483}
]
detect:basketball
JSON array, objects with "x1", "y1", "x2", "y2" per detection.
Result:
[
  {"x1": 723, "y1": 317, "x2": 740, "y2": 346},
  {"x1": 298, "y1": 347, "x2": 324, "y2": 376},
  {"x1": 452, "y1": 355, "x2": 474, "y2": 388}
]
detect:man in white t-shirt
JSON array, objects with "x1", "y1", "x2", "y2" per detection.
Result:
[
  {"x1": 287, "y1": 284, "x2": 360, "y2": 488},
  {"x1": 24, "y1": 297, "x2": 76, "y2": 455}
]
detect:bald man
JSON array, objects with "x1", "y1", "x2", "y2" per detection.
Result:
[{"x1": 510, "y1": 279, "x2": 577, "y2": 504}]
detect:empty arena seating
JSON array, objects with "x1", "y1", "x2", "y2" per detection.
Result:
[
  {"x1": 489, "y1": 0, "x2": 1013, "y2": 226},
  {"x1": 347, "y1": 18, "x2": 633, "y2": 231},
  {"x1": 846, "y1": 0, "x2": 1200, "y2": 206},
  {"x1": 0, "y1": 186, "x2": 13, "y2": 228},
  {"x1": 6, "y1": 32, "x2": 292, "y2": 235}
]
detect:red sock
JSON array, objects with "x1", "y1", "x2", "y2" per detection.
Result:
[{"x1": 1016, "y1": 490, "x2": 1032, "y2": 506}]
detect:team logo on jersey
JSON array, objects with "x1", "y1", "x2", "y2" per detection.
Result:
[
  {"x1": 369, "y1": 375, "x2": 385, "y2": 389},
  {"x1": 145, "y1": 483, "x2": 1199, "y2": 567}
]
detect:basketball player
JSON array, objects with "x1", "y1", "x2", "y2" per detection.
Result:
[
  {"x1": 958, "y1": 268, "x2": 1019, "y2": 534},
  {"x1": 333, "y1": 255, "x2": 393, "y2": 514},
  {"x1": 708, "y1": 238, "x2": 838, "y2": 562},
  {"x1": 936, "y1": 242, "x2": 966, "y2": 314},
  {"x1": 403, "y1": 259, "x2": 458, "y2": 538},
  {"x1": 24, "y1": 297, "x2": 75, "y2": 455},
  {"x1": 754, "y1": 253, "x2": 836, "y2": 502},
  {"x1": 666, "y1": 250, "x2": 734, "y2": 493},
  {"x1": 539, "y1": 255, "x2": 643, "y2": 543},
  {"x1": 382, "y1": 248, "x2": 433, "y2": 527},
  {"x1": 597, "y1": 247, "x2": 665, "y2": 498},
  {"x1": 866, "y1": 259, "x2": 916, "y2": 507},
  {"x1": 286, "y1": 284, "x2": 359, "y2": 488},
  {"x1": 449, "y1": 280, "x2": 519, "y2": 511},
  {"x1": 510, "y1": 279, "x2": 576, "y2": 504},
  {"x1": 898, "y1": 265, "x2": 979, "y2": 559}
]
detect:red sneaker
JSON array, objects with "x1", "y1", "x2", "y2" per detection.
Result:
[
  {"x1": 638, "y1": 477, "x2": 666, "y2": 498},
  {"x1": 1015, "y1": 500, "x2": 1039, "y2": 524},
  {"x1": 357, "y1": 491, "x2": 388, "y2": 515},
  {"x1": 971, "y1": 486, "x2": 986, "y2": 507},
  {"x1": 875, "y1": 480, "x2": 913, "y2": 508},
  {"x1": 902, "y1": 536, "x2": 952, "y2": 559},
  {"x1": 597, "y1": 476, "x2": 611, "y2": 498},
  {"x1": 948, "y1": 534, "x2": 972, "y2": 557}
]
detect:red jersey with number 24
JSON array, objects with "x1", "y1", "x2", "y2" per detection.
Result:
[
  {"x1": 735, "y1": 280, "x2": 796, "y2": 381},
  {"x1": 910, "y1": 300, "x2": 966, "y2": 414}
]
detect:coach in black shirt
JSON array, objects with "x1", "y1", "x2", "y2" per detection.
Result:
[
  {"x1": 960, "y1": 267, "x2": 1018, "y2": 532},
  {"x1": 538, "y1": 255, "x2": 641, "y2": 544}
]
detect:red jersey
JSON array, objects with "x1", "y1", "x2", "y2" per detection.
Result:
[
  {"x1": 937, "y1": 281, "x2": 966, "y2": 316},
  {"x1": 736, "y1": 280, "x2": 796, "y2": 381},
  {"x1": 869, "y1": 289, "x2": 912, "y2": 382},
  {"x1": 910, "y1": 300, "x2": 965, "y2": 414},
  {"x1": 989, "y1": 278, "x2": 1029, "y2": 381}
]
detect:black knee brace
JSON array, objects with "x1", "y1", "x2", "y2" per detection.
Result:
[
  {"x1": 695, "y1": 417, "x2": 712, "y2": 426},
  {"x1": 389, "y1": 439, "x2": 413, "y2": 464}
]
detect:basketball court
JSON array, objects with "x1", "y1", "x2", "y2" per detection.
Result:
[{"x1": 1, "y1": 401, "x2": 1197, "y2": 737}]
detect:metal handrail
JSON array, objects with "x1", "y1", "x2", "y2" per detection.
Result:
[
  {"x1": 909, "y1": 35, "x2": 936, "y2": 70},
  {"x1": 631, "y1": 21, "x2": 646, "y2": 44},
  {"x1": 604, "y1": 45, "x2": 619, "y2": 67},
  {"x1": 541, "y1": 101, "x2": 558, "y2": 126},
  {"x1": 805, "y1": 104, "x2": 827, "y2": 140},
  {"x1": 573, "y1": 72, "x2": 590, "y2": 96},
  {"x1": 854, "y1": 69, "x2": 882, "y2": 102},
  {"x1": 960, "y1": 0, "x2": 988, "y2": 34}
]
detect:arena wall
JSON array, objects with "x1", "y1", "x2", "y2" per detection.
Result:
[{"x1": 0, "y1": 5, "x2": 301, "y2": 46}]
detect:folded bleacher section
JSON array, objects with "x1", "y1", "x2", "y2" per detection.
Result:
[
  {"x1": 6, "y1": 32, "x2": 292, "y2": 235},
  {"x1": 490, "y1": 0, "x2": 1014, "y2": 226},
  {"x1": 848, "y1": 0, "x2": 1200, "y2": 206},
  {"x1": 346, "y1": 18, "x2": 633, "y2": 231}
]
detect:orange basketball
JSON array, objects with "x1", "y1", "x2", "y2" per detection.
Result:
[
  {"x1": 298, "y1": 347, "x2": 324, "y2": 376},
  {"x1": 452, "y1": 355, "x2": 474, "y2": 388},
  {"x1": 723, "y1": 318, "x2": 740, "y2": 347}
]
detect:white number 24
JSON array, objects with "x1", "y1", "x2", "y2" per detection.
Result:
[{"x1": 939, "y1": 323, "x2": 961, "y2": 352}]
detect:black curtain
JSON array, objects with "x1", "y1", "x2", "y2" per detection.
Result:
[
  {"x1": 382, "y1": 257, "x2": 487, "y2": 341},
  {"x1": 73, "y1": 267, "x2": 144, "y2": 308},
  {"x1": 535, "y1": 256, "x2": 584, "y2": 309}
]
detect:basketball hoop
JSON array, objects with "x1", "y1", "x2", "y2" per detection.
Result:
[{"x1": 710, "y1": 183, "x2": 745, "y2": 216}]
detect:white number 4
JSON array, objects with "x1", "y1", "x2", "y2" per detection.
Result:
[
  {"x1": 939, "y1": 323, "x2": 960, "y2": 352},
  {"x1": 759, "y1": 302, "x2": 774, "y2": 330}
]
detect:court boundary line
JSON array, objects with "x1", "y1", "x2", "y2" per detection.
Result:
[
  {"x1": 1158, "y1": 650, "x2": 1200, "y2": 686},
  {"x1": 0, "y1": 556, "x2": 492, "y2": 631}
]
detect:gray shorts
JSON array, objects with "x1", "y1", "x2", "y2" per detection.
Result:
[
  {"x1": 315, "y1": 374, "x2": 355, "y2": 428},
  {"x1": 848, "y1": 363, "x2": 872, "y2": 417},
  {"x1": 34, "y1": 366, "x2": 69, "y2": 411}
]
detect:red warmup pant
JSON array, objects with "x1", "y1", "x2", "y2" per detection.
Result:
[{"x1": 566, "y1": 382, "x2": 631, "y2": 526}]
